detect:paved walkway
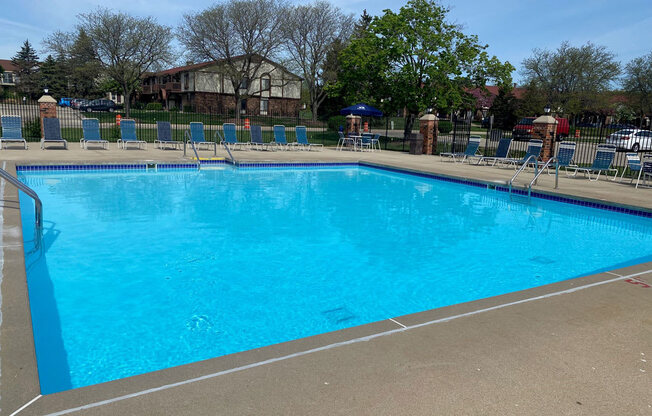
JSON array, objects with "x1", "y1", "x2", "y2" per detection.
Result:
[{"x1": 1, "y1": 146, "x2": 651, "y2": 415}]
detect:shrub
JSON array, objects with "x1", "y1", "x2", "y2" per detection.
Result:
[
  {"x1": 145, "y1": 102, "x2": 163, "y2": 111},
  {"x1": 183, "y1": 105, "x2": 193, "y2": 113},
  {"x1": 438, "y1": 120, "x2": 453, "y2": 134},
  {"x1": 327, "y1": 115, "x2": 346, "y2": 131},
  {"x1": 24, "y1": 119, "x2": 41, "y2": 139},
  {"x1": 169, "y1": 107, "x2": 179, "y2": 112},
  {"x1": 131, "y1": 102, "x2": 145, "y2": 110}
]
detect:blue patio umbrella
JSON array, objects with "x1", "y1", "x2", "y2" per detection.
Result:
[{"x1": 340, "y1": 103, "x2": 383, "y2": 117}]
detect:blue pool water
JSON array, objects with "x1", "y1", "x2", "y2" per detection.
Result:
[{"x1": 18, "y1": 165, "x2": 652, "y2": 393}]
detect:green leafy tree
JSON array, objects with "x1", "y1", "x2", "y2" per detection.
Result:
[
  {"x1": 39, "y1": 55, "x2": 67, "y2": 98},
  {"x1": 521, "y1": 42, "x2": 620, "y2": 116},
  {"x1": 490, "y1": 86, "x2": 519, "y2": 129},
  {"x1": 622, "y1": 52, "x2": 652, "y2": 123},
  {"x1": 335, "y1": 0, "x2": 513, "y2": 139},
  {"x1": 11, "y1": 40, "x2": 40, "y2": 98}
]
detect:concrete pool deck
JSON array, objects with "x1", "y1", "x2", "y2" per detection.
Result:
[{"x1": 1, "y1": 146, "x2": 651, "y2": 415}]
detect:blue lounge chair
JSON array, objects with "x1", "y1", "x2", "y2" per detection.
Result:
[
  {"x1": 569, "y1": 144, "x2": 618, "y2": 181},
  {"x1": 0, "y1": 115, "x2": 27, "y2": 149},
  {"x1": 186, "y1": 122, "x2": 217, "y2": 151},
  {"x1": 220, "y1": 123, "x2": 248, "y2": 150},
  {"x1": 249, "y1": 125, "x2": 269, "y2": 150},
  {"x1": 502, "y1": 139, "x2": 543, "y2": 168},
  {"x1": 359, "y1": 133, "x2": 374, "y2": 152},
  {"x1": 618, "y1": 153, "x2": 652, "y2": 188},
  {"x1": 552, "y1": 141, "x2": 577, "y2": 174},
  {"x1": 273, "y1": 125, "x2": 292, "y2": 150},
  {"x1": 81, "y1": 119, "x2": 109, "y2": 149},
  {"x1": 336, "y1": 131, "x2": 355, "y2": 151},
  {"x1": 440, "y1": 136, "x2": 482, "y2": 163},
  {"x1": 155, "y1": 121, "x2": 181, "y2": 150},
  {"x1": 477, "y1": 137, "x2": 511, "y2": 165},
  {"x1": 41, "y1": 117, "x2": 67, "y2": 149},
  {"x1": 119, "y1": 120, "x2": 147, "y2": 150},
  {"x1": 295, "y1": 126, "x2": 323, "y2": 151},
  {"x1": 369, "y1": 133, "x2": 381, "y2": 151}
]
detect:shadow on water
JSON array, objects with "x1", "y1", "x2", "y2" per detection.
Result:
[{"x1": 18, "y1": 191, "x2": 72, "y2": 393}]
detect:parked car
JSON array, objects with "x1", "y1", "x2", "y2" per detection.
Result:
[
  {"x1": 576, "y1": 122, "x2": 600, "y2": 128},
  {"x1": 606, "y1": 123, "x2": 637, "y2": 130},
  {"x1": 80, "y1": 99, "x2": 117, "y2": 112},
  {"x1": 512, "y1": 117, "x2": 570, "y2": 141},
  {"x1": 605, "y1": 129, "x2": 652, "y2": 152},
  {"x1": 71, "y1": 98, "x2": 88, "y2": 110},
  {"x1": 58, "y1": 97, "x2": 72, "y2": 107}
]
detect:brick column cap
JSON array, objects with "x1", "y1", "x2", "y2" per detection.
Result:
[
  {"x1": 345, "y1": 114, "x2": 361, "y2": 120},
  {"x1": 533, "y1": 115, "x2": 557, "y2": 125},
  {"x1": 419, "y1": 114, "x2": 437, "y2": 121},
  {"x1": 38, "y1": 95, "x2": 57, "y2": 104}
]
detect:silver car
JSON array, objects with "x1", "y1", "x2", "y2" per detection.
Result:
[{"x1": 606, "y1": 129, "x2": 652, "y2": 152}]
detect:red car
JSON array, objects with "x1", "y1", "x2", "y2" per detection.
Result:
[{"x1": 512, "y1": 117, "x2": 569, "y2": 141}]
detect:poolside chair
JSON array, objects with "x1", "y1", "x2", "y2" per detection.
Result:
[
  {"x1": 273, "y1": 125, "x2": 292, "y2": 150},
  {"x1": 552, "y1": 141, "x2": 577, "y2": 175},
  {"x1": 155, "y1": 121, "x2": 182, "y2": 150},
  {"x1": 295, "y1": 126, "x2": 323, "y2": 151},
  {"x1": 501, "y1": 139, "x2": 543, "y2": 169},
  {"x1": 40, "y1": 117, "x2": 67, "y2": 149},
  {"x1": 81, "y1": 118, "x2": 109, "y2": 149},
  {"x1": 359, "y1": 133, "x2": 373, "y2": 152},
  {"x1": 220, "y1": 123, "x2": 248, "y2": 150},
  {"x1": 618, "y1": 153, "x2": 652, "y2": 188},
  {"x1": 568, "y1": 144, "x2": 618, "y2": 181},
  {"x1": 249, "y1": 125, "x2": 270, "y2": 150},
  {"x1": 440, "y1": 136, "x2": 482, "y2": 163},
  {"x1": 369, "y1": 133, "x2": 381, "y2": 151},
  {"x1": 0, "y1": 115, "x2": 27, "y2": 149},
  {"x1": 336, "y1": 131, "x2": 355, "y2": 151},
  {"x1": 477, "y1": 137, "x2": 512, "y2": 165},
  {"x1": 118, "y1": 120, "x2": 147, "y2": 150},
  {"x1": 186, "y1": 122, "x2": 217, "y2": 152}
]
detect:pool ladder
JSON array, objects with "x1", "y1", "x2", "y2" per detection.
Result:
[
  {"x1": 508, "y1": 156, "x2": 560, "y2": 199},
  {"x1": 0, "y1": 167, "x2": 43, "y2": 245}
]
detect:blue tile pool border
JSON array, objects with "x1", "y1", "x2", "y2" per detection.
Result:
[{"x1": 15, "y1": 160, "x2": 652, "y2": 219}]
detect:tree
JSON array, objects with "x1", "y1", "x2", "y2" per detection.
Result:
[
  {"x1": 336, "y1": 0, "x2": 513, "y2": 139},
  {"x1": 622, "y1": 52, "x2": 652, "y2": 123},
  {"x1": 39, "y1": 55, "x2": 67, "y2": 98},
  {"x1": 490, "y1": 86, "x2": 519, "y2": 129},
  {"x1": 179, "y1": 0, "x2": 287, "y2": 119},
  {"x1": 73, "y1": 9, "x2": 173, "y2": 115},
  {"x1": 283, "y1": 1, "x2": 354, "y2": 121},
  {"x1": 521, "y1": 42, "x2": 620, "y2": 116},
  {"x1": 11, "y1": 40, "x2": 40, "y2": 98}
]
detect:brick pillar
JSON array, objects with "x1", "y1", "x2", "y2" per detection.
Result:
[
  {"x1": 345, "y1": 115, "x2": 361, "y2": 137},
  {"x1": 419, "y1": 114, "x2": 438, "y2": 155},
  {"x1": 532, "y1": 115, "x2": 557, "y2": 162},
  {"x1": 38, "y1": 94, "x2": 58, "y2": 136}
]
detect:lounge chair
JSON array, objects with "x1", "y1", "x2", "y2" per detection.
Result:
[
  {"x1": 295, "y1": 126, "x2": 323, "y2": 151},
  {"x1": 619, "y1": 153, "x2": 652, "y2": 188},
  {"x1": 477, "y1": 137, "x2": 511, "y2": 165},
  {"x1": 359, "y1": 133, "x2": 373, "y2": 151},
  {"x1": 41, "y1": 117, "x2": 67, "y2": 149},
  {"x1": 186, "y1": 122, "x2": 217, "y2": 151},
  {"x1": 501, "y1": 139, "x2": 543, "y2": 168},
  {"x1": 552, "y1": 141, "x2": 577, "y2": 174},
  {"x1": 0, "y1": 115, "x2": 27, "y2": 149},
  {"x1": 219, "y1": 123, "x2": 248, "y2": 150},
  {"x1": 568, "y1": 144, "x2": 618, "y2": 181},
  {"x1": 81, "y1": 118, "x2": 109, "y2": 149},
  {"x1": 155, "y1": 121, "x2": 181, "y2": 150},
  {"x1": 118, "y1": 120, "x2": 147, "y2": 150},
  {"x1": 369, "y1": 133, "x2": 381, "y2": 151},
  {"x1": 273, "y1": 125, "x2": 292, "y2": 150},
  {"x1": 249, "y1": 125, "x2": 269, "y2": 150},
  {"x1": 440, "y1": 136, "x2": 482, "y2": 163}
]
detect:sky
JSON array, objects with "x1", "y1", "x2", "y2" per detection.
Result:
[{"x1": 1, "y1": 0, "x2": 652, "y2": 84}]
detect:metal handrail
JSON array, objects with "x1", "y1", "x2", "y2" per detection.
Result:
[
  {"x1": 0, "y1": 167, "x2": 43, "y2": 230},
  {"x1": 508, "y1": 155, "x2": 538, "y2": 196},
  {"x1": 184, "y1": 130, "x2": 201, "y2": 171},
  {"x1": 215, "y1": 129, "x2": 236, "y2": 164},
  {"x1": 527, "y1": 157, "x2": 560, "y2": 197}
]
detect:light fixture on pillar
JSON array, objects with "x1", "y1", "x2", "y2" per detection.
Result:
[
  {"x1": 426, "y1": 107, "x2": 433, "y2": 114},
  {"x1": 544, "y1": 103, "x2": 551, "y2": 114},
  {"x1": 44, "y1": 88, "x2": 49, "y2": 95}
]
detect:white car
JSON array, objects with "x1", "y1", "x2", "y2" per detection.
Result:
[{"x1": 606, "y1": 129, "x2": 652, "y2": 152}]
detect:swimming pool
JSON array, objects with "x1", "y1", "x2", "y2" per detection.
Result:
[{"x1": 17, "y1": 164, "x2": 652, "y2": 394}]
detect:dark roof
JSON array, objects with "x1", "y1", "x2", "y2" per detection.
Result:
[
  {"x1": 147, "y1": 55, "x2": 302, "y2": 80},
  {"x1": 0, "y1": 59, "x2": 19, "y2": 72}
]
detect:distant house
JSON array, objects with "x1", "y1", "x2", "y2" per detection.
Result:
[
  {"x1": 140, "y1": 55, "x2": 302, "y2": 115},
  {"x1": 0, "y1": 59, "x2": 19, "y2": 89}
]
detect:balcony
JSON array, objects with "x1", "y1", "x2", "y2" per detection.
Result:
[{"x1": 163, "y1": 82, "x2": 182, "y2": 92}]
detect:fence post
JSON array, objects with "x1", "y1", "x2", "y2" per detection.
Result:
[
  {"x1": 38, "y1": 94, "x2": 57, "y2": 137},
  {"x1": 533, "y1": 115, "x2": 558, "y2": 162},
  {"x1": 419, "y1": 114, "x2": 437, "y2": 155},
  {"x1": 345, "y1": 114, "x2": 361, "y2": 137}
]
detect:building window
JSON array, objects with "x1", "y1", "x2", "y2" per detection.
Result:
[
  {"x1": 1, "y1": 72, "x2": 13, "y2": 84},
  {"x1": 240, "y1": 99, "x2": 247, "y2": 114},
  {"x1": 239, "y1": 78, "x2": 249, "y2": 90},
  {"x1": 184, "y1": 73, "x2": 189, "y2": 90},
  {"x1": 261, "y1": 76, "x2": 270, "y2": 91},
  {"x1": 260, "y1": 98, "x2": 269, "y2": 115}
]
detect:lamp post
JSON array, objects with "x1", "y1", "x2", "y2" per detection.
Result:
[{"x1": 544, "y1": 103, "x2": 551, "y2": 115}]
